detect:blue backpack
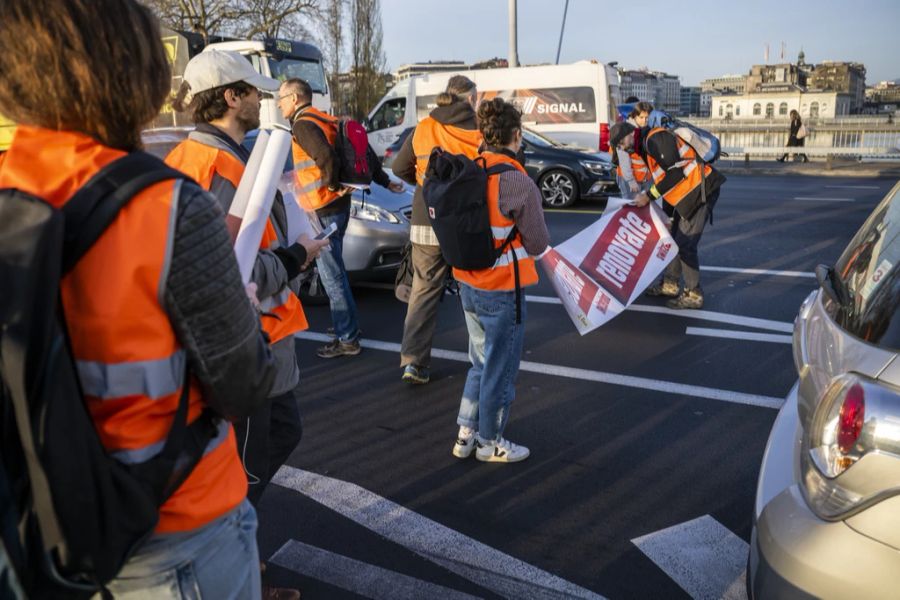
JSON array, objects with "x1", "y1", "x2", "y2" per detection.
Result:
[{"x1": 647, "y1": 110, "x2": 721, "y2": 163}]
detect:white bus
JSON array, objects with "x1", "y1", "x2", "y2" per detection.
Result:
[{"x1": 366, "y1": 60, "x2": 621, "y2": 155}]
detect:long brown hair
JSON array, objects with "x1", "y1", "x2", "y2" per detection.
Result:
[{"x1": 0, "y1": 0, "x2": 171, "y2": 150}]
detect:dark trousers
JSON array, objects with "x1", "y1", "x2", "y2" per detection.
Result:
[
  {"x1": 233, "y1": 385, "x2": 303, "y2": 507},
  {"x1": 400, "y1": 243, "x2": 450, "y2": 368},
  {"x1": 664, "y1": 188, "x2": 720, "y2": 290}
]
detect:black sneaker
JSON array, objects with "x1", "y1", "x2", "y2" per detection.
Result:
[
  {"x1": 401, "y1": 364, "x2": 430, "y2": 384},
  {"x1": 646, "y1": 279, "x2": 680, "y2": 298},
  {"x1": 666, "y1": 287, "x2": 704, "y2": 310},
  {"x1": 316, "y1": 338, "x2": 361, "y2": 358}
]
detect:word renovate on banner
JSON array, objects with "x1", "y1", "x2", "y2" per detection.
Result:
[{"x1": 539, "y1": 197, "x2": 678, "y2": 335}]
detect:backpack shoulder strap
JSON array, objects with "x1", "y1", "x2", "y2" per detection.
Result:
[
  {"x1": 485, "y1": 163, "x2": 518, "y2": 176},
  {"x1": 61, "y1": 152, "x2": 187, "y2": 273}
]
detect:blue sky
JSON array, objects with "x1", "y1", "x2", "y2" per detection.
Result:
[{"x1": 380, "y1": 0, "x2": 899, "y2": 86}]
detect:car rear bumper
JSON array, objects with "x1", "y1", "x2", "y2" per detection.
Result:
[{"x1": 749, "y1": 386, "x2": 900, "y2": 599}]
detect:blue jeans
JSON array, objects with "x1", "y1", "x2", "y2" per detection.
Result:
[
  {"x1": 456, "y1": 283, "x2": 526, "y2": 442},
  {"x1": 315, "y1": 207, "x2": 360, "y2": 342},
  {"x1": 100, "y1": 500, "x2": 260, "y2": 599}
]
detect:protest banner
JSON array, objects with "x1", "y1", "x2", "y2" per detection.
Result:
[
  {"x1": 233, "y1": 128, "x2": 293, "y2": 284},
  {"x1": 540, "y1": 197, "x2": 677, "y2": 335}
]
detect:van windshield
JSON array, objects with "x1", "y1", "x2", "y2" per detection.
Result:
[
  {"x1": 268, "y1": 57, "x2": 328, "y2": 94},
  {"x1": 827, "y1": 184, "x2": 900, "y2": 349}
]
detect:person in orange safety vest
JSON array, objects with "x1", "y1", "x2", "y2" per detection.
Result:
[
  {"x1": 392, "y1": 75, "x2": 484, "y2": 385},
  {"x1": 450, "y1": 98, "x2": 550, "y2": 465},
  {"x1": 0, "y1": 1, "x2": 276, "y2": 597},
  {"x1": 619, "y1": 121, "x2": 727, "y2": 309},
  {"x1": 166, "y1": 49, "x2": 328, "y2": 600}
]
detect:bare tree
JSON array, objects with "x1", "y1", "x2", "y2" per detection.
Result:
[
  {"x1": 322, "y1": 0, "x2": 346, "y2": 114},
  {"x1": 149, "y1": 0, "x2": 320, "y2": 41},
  {"x1": 349, "y1": 0, "x2": 387, "y2": 120}
]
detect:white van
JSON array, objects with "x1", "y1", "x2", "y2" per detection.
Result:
[{"x1": 366, "y1": 60, "x2": 621, "y2": 155}]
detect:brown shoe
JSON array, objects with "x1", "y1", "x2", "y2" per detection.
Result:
[
  {"x1": 262, "y1": 585, "x2": 301, "y2": 600},
  {"x1": 666, "y1": 287, "x2": 704, "y2": 310},
  {"x1": 316, "y1": 338, "x2": 361, "y2": 358},
  {"x1": 646, "y1": 278, "x2": 680, "y2": 298}
]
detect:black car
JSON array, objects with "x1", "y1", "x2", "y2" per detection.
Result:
[
  {"x1": 381, "y1": 126, "x2": 413, "y2": 169},
  {"x1": 522, "y1": 128, "x2": 617, "y2": 208}
]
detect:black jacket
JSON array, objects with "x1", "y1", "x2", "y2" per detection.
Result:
[{"x1": 393, "y1": 101, "x2": 479, "y2": 228}]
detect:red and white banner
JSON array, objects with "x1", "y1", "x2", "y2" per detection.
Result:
[{"x1": 539, "y1": 197, "x2": 678, "y2": 335}]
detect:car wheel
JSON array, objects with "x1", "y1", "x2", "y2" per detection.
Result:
[
  {"x1": 297, "y1": 268, "x2": 330, "y2": 306},
  {"x1": 538, "y1": 170, "x2": 579, "y2": 208}
]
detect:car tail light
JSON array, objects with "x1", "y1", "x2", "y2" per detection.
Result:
[
  {"x1": 384, "y1": 148, "x2": 394, "y2": 159},
  {"x1": 801, "y1": 373, "x2": 900, "y2": 520},
  {"x1": 599, "y1": 123, "x2": 610, "y2": 152}
]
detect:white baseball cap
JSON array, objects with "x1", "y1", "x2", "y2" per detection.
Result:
[{"x1": 181, "y1": 49, "x2": 280, "y2": 103}]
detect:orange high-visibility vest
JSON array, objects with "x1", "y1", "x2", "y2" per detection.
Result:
[
  {"x1": 412, "y1": 117, "x2": 482, "y2": 186},
  {"x1": 291, "y1": 106, "x2": 342, "y2": 211},
  {"x1": 616, "y1": 151, "x2": 650, "y2": 183},
  {"x1": 166, "y1": 138, "x2": 308, "y2": 344},
  {"x1": 0, "y1": 125, "x2": 247, "y2": 533},
  {"x1": 452, "y1": 152, "x2": 540, "y2": 291},
  {"x1": 644, "y1": 127, "x2": 711, "y2": 209}
]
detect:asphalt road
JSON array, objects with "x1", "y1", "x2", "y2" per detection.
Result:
[{"x1": 255, "y1": 174, "x2": 897, "y2": 599}]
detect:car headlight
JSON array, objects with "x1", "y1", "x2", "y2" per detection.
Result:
[
  {"x1": 350, "y1": 198, "x2": 400, "y2": 223},
  {"x1": 800, "y1": 373, "x2": 900, "y2": 520},
  {"x1": 579, "y1": 160, "x2": 612, "y2": 176}
]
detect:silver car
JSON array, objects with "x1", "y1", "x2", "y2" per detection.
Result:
[
  {"x1": 748, "y1": 181, "x2": 900, "y2": 598},
  {"x1": 141, "y1": 127, "x2": 411, "y2": 290}
]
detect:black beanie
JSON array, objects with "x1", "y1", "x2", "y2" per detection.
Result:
[{"x1": 609, "y1": 122, "x2": 636, "y2": 148}]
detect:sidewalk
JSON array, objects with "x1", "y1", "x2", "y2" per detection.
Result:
[{"x1": 716, "y1": 157, "x2": 900, "y2": 178}]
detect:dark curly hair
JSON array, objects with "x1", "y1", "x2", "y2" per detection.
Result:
[
  {"x1": 172, "y1": 80, "x2": 256, "y2": 124},
  {"x1": 477, "y1": 97, "x2": 522, "y2": 147}
]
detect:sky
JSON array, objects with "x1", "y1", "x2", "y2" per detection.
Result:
[{"x1": 379, "y1": 0, "x2": 900, "y2": 86}]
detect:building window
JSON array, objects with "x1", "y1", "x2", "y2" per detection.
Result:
[
  {"x1": 753, "y1": 103, "x2": 761, "y2": 116},
  {"x1": 719, "y1": 105, "x2": 723, "y2": 116},
  {"x1": 736, "y1": 105, "x2": 741, "y2": 116},
  {"x1": 765, "y1": 103, "x2": 775, "y2": 117},
  {"x1": 779, "y1": 102, "x2": 788, "y2": 116},
  {"x1": 810, "y1": 102, "x2": 820, "y2": 118},
  {"x1": 726, "y1": 103, "x2": 733, "y2": 117}
]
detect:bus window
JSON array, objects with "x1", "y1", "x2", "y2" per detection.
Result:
[{"x1": 268, "y1": 57, "x2": 328, "y2": 95}]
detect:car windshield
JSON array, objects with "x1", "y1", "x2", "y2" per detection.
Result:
[
  {"x1": 827, "y1": 183, "x2": 900, "y2": 349},
  {"x1": 268, "y1": 57, "x2": 327, "y2": 94},
  {"x1": 523, "y1": 129, "x2": 562, "y2": 148}
]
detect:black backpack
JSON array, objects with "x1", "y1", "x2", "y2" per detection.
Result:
[
  {"x1": 0, "y1": 152, "x2": 220, "y2": 599},
  {"x1": 306, "y1": 113, "x2": 373, "y2": 186},
  {"x1": 422, "y1": 148, "x2": 526, "y2": 321}
]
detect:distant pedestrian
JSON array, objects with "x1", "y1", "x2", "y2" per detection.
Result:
[
  {"x1": 393, "y1": 76, "x2": 483, "y2": 384},
  {"x1": 451, "y1": 98, "x2": 550, "y2": 464},
  {"x1": 777, "y1": 110, "x2": 808, "y2": 162},
  {"x1": 614, "y1": 101, "x2": 653, "y2": 198}
]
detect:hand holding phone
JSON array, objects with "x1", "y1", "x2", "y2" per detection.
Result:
[{"x1": 314, "y1": 222, "x2": 338, "y2": 240}]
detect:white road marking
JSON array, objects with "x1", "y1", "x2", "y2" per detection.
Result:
[
  {"x1": 632, "y1": 515, "x2": 748, "y2": 600},
  {"x1": 272, "y1": 466, "x2": 607, "y2": 600},
  {"x1": 269, "y1": 540, "x2": 482, "y2": 600},
  {"x1": 295, "y1": 332, "x2": 785, "y2": 409},
  {"x1": 685, "y1": 327, "x2": 792, "y2": 345},
  {"x1": 525, "y1": 295, "x2": 794, "y2": 334},
  {"x1": 825, "y1": 185, "x2": 880, "y2": 190},
  {"x1": 700, "y1": 265, "x2": 815, "y2": 279},
  {"x1": 793, "y1": 196, "x2": 855, "y2": 202}
]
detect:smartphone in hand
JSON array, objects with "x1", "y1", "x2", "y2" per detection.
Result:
[{"x1": 315, "y1": 222, "x2": 338, "y2": 240}]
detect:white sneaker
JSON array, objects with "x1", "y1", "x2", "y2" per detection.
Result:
[
  {"x1": 452, "y1": 427, "x2": 477, "y2": 458},
  {"x1": 475, "y1": 437, "x2": 530, "y2": 463}
]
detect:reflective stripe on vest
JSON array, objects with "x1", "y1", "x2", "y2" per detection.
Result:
[
  {"x1": 451, "y1": 152, "x2": 540, "y2": 291},
  {"x1": 167, "y1": 138, "x2": 308, "y2": 343},
  {"x1": 0, "y1": 125, "x2": 249, "y2": 534},
  {"x1": 411, "y1": 117, "x2": 482, "y2": 186},
  {"x1": 644, "y1": 128, "x2": 711, "y2": 208},
  {"x1": 111, "y1": 418, "x2": 230, "y2": 465},
  {"x1": 291, "y1": 107, "x2": 341, "y2": 210}
]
